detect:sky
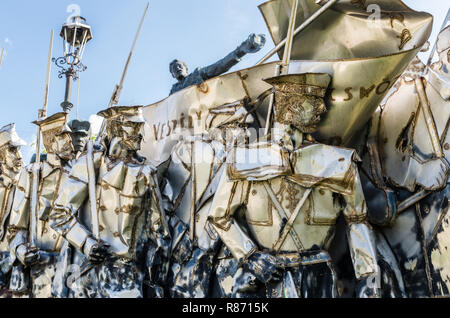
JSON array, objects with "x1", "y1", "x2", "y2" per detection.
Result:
[{"x1": 0, "y1": 0, "x2": 447, "y2": 162}]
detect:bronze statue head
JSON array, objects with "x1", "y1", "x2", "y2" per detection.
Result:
[
  {"x1": 68, "y1": 119, "x2": 91, "y2": 153},
  {"x1": 170, "y1": 59, "x2": 189, "y2": 81}
]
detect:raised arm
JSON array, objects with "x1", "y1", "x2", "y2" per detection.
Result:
[{"x1": 200, "y1": 34, "x2": 266, "y2": 81}]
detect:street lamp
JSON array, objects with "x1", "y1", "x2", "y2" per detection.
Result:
[{"x1": 53, "y1": 16, "x2": 92, "y2": 113}]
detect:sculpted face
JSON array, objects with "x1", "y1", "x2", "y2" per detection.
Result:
[
  {"x1": 276, "y1": 94, "x2": 327, "y2": 133},
  {"x1": 170, "y1": 60, "x2": 188, "y2": 81},
  {"x1": 0, "y1": 144, "x2": 23, "y2": 173},
  {"x1": 120, "y1": 122, "x2": 144, "y2": 151},
  {"x1": 71, "y1": 132, "x2": 89, "y2": 153},
  {"x1": 54, "y1": 132, "x2": 74, "y2": 160}
]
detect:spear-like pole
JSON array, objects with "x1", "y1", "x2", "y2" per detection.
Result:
[
  {"x1": 264, "y1": 0, "x2": 299, "y2": 135},
  {"x1": 426, "y1": 8, "x2": 450, "y2": 67},
  {"x1": 30, "y1": 30, "x2": 53, "y2": 247},
  {"x1": 95, "y1": 2, "x2": 149, "y2": 144},
  {"x1": 256, "y1": 0, "x2": 338, "y2": 66}
]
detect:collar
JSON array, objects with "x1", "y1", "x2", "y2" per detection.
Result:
[{"x1": 425, "y1": 67, "x2": 450, "y2": 100}]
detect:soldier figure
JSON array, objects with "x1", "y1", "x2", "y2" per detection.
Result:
[
  {"x1": 208, "y1": 74, "x2": 381, "y2": 298},
  {"x1": 49, "y1": 106, "x2": 170, "y2": 298},
  {"x1": 68, "y1": 119, "x2": 91, "y2": 157},
  {"x1": 164, "y1": 100, "x2": 255, "y2": 297},
  {"x1": 0, "y1": 124, "x2": 26, "y2": 295},
  {"x1": 361, "y1": 26, "x2": 450, "y2": 298},
  {"x1": 169, "y1": 33, "x2": 266, "y2": 95},
  {"x1": 7, "y1": 112, "x2": 74, "y2": 298}
]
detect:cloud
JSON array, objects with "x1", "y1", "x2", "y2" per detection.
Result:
[{"x1": 4, "y1": 38, "x2": 12, "y2": 46}]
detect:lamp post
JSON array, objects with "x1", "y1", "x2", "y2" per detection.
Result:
[{"x1": 53, "y1": 16, "x2": 92, "y2": 113}]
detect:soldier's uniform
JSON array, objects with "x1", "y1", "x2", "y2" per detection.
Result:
[
  {"x1": 361, "y1": 27, "x2": 450, "y2": 298},
  {"x1": 8, "y1": 113, "x2": 73, "y2": 298},
  {"x1": 164, "y1": 101, "x2": 254, "y2": 297},
  {"x1": 49, "y1": 106, "x2": 170, "y2": 298},
  {"x1": 0, "y1": 124, "x2": 26, "y2": 294},
  {"x1": 208, "y1": 74, "x2": 380, "y2": 298}
]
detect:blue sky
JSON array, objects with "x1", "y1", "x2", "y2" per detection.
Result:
[{"x1": 0, "y1": 0, "x2": 447, "y2": 162}]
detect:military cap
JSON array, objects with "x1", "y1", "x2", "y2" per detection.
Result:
[
  {"x1": 32, "y1": 112, "x2": 71, "y2": 135},
  {"x1": 97, "y1": 106, "x2": 145, "y2": 123},
  {"x1": 263, "y1": 73, "x2": 332, "y2": 98},
  {"x1": 0, "y1": 123, "x2": 27, "y2": 148},
  {"x1": 68, "y1": 119, "x2": 91, "y2": 136}
]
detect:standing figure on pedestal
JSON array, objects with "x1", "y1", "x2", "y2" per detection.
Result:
[
  {"x1": 7, "y1": 112, "x2": 74, "y2": 298},
  {"x1": 169, "y1": 33, "x2": 266, "y2": 95},
  {"x1": 0, "y1": 124, "x2": 26, "y2": 296},
  {"x1": 208, "y1": 73, "x2": 381, "y2": 298},
  {"x1": 164, "y1": 100, "x2": 255, "y2": 297},
  {"x1": 361, "y1": 26, "x2": 450, "y2": 298},
  {"x1": 49, "y1": 106, "x2": 170, "y2": 298}
]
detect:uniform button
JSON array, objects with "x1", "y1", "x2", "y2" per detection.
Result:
[
  {"x1": 251, "y1": 190, "x2": 257, "y2": 196},
  {"x1": 444, "y1": 143, "x2": 450, "y2": 151},
  {"x1": 115, "y1": 208, "x2": 120, "y2": 215},
  {"x1": 113, "y1": 232, "x2": 119, "y2": 237},
  {"x1": 52, "y1": 234, "x2": 57, "y2": 239},
  {"x1": 99, "y1": 225, "x2": 104, "y2": 232},
  {"x1": 43, "y1": 228, "x2": 48, "y2": 234}
]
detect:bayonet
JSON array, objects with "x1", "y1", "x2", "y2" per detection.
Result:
[
  {"x1": 0, "y1": 48, "x2": 4, "y2": 69},
  {"x1": 264, "y1": 0, "x2": 299, "y2": 135},
  {"x1": 96, "y1": 2, "x2": 150, "y2": 144},
  {"x1": 30, "y1": 30, "x2": 54, "y2": 247}
]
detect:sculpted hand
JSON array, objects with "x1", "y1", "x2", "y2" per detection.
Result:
[
  {"x1": 244, "y1": 251, "x2": 281, "y2": 284},
  {"x1": 357, "y1": 274, "x2": 381, "y2": 298},
  {"x1": 239, "y1": 33, "x2": 266, "y2": 54},
  {"x1": 410, "y1": 158, "x2": 449, "y2": 191},
  {"x1": 83, "y1": 237, "x2": 110, "y2": 264},
  {"x1": 16, "y1": 244, "x2": 40, "y2": 267},
  {"x1": 172, "y1": 235, "x2": 194, "y2": 265}
]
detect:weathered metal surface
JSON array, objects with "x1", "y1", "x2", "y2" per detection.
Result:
[
  {"x1": 142, "y1": 47, "x2": 429, "y2": 166},
  {"x1": 207, "y1": 74, "x2": 380, "y2": 297},
  {"x1": 361, "y1": 25, "x2": 450, "y2": 297}
]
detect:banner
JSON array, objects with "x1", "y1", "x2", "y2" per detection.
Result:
[{"x1": 140, "y1": 0, "x2": 432, "y2": 166}]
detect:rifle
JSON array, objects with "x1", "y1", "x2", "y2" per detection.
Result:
[
  {"x1": 74, "y1": 3, "x2": 151, "y2": 281},
  {"x1": 30, "y1": 30, "x2": 54, "y2": 247}
]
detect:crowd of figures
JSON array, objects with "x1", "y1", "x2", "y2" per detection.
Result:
[{"x1": 0, "y1": 26, "x2": 448, "y2": 299}]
